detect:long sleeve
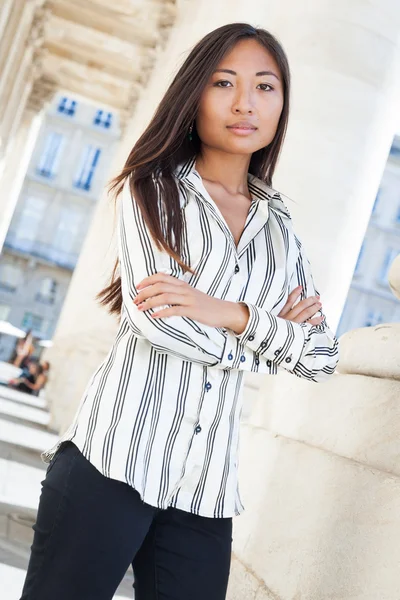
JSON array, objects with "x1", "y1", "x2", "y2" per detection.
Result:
[
  {"x1": 118, "y1": 178, "x2": 230, "y2": 366},
  {"x1": 232, "y1": 236, "x2": 339, "y2": 382}
]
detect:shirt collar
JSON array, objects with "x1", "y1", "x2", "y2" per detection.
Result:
[{"x1": 174, "y1": 156, "x2": 292, "y2": 220}]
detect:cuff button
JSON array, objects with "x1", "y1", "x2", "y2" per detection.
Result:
[{"x1": 248, "y1": 335, "x2": 255, "y2": 341}]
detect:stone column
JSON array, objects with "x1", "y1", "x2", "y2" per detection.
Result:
[
  {"x1": 0, "y1": 0, "x2": 49, "y2": 172},
  {"x1": 0, "y1": 0, "x2": 56, "y2": 251}
]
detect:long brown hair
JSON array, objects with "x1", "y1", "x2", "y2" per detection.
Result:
[{"x1": 97, "y1": 23, "x2": 291, "y2": 315}]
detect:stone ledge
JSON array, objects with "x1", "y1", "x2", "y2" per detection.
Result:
[
  {"x1": 337, "y1": 323, "x2": 400, "y2": 379},
  {"x1": 250, "y1": 372, "x2": 400, "y2": 477},
  {"x1": 234, "y1": 427, "x2": 400, "y2": 600}
]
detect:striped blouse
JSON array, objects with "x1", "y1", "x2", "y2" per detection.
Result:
[{"x1": 43, "y1": 156, "x2": 339, "y2": 518}]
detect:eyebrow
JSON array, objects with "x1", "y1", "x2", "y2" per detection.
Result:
[{"x1": 213, "y1": 68, "x2": 280, "y2": 81}]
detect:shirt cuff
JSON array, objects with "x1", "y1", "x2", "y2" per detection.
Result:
[{"x1": 234, "y1": 302, "x2": 306, "y2": 372}]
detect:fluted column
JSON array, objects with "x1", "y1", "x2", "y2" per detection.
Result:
[
  {"x1": 0, "y1": 0, "x2": 50, "y2": 169},
  {"x1": 0, "y1": 0, "x2": 56, "y2": 251}
]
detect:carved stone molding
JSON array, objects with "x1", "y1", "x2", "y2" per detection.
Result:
[
  {"x1": 25, "y1": 1, "x2": 52, "y2": 51},
  {"x1": 27, "y1": 73, "x2": 58, "y2": 112}
]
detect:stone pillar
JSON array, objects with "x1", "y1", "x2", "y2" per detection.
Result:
[
  {"x1": 0, "y1": 0, "x2": 56, "y2": 251},
  {"x1": 0, "y1": 0, "x2": 49, "y2": 173}
]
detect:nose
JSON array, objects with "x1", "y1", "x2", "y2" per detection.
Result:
[{"x1": 232, "y1": 86, "x2": 254, "y2": 115}]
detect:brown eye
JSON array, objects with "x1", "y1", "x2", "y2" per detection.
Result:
[
  {"x1": 214, "y1": 80, "x2": 233, "y2": 88},
  {"x1": 257, "y1": 83, "x2": 273, "y2": 92}
]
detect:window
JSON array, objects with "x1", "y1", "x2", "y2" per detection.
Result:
[
  {"x1": 57, "y1": 96, "x2": 77, "y2": 117},
  {"x1": 74, "y1": 145, "x2": 102, "y2": 191},
  {"x1": 379, "y1": 247, "x2": 399, "y2": 286},
  {"x1": 354, "y1": 242, "x2": 365, "y2": 276},
  {"x1": 52, "y1": 207, "x2": 84, "y2": 253},
  {"x1": 36, "y1": 131, "x2": 65, "y2": 178},
  {"x1": 364, "y1": 309, "x2": 384, "y2": 328},
  {"x1": 35, "y1": 277, "x2": 57, "y2": 305},
  {"x1": 0, "y1": 305, "x2": 11, "y2": 321},
  {"x1": 93, "y1": 109, "x2": 112, "y2": 129},
  {"x1": 14, "y1": 196, "x2": 47, "y2": 246},
  {"x1": 0, "y1": 264, "x2": 23, "y2": 292},
  {"x1": 21, "y1": 312, "x2": 50, "y2": 336}
]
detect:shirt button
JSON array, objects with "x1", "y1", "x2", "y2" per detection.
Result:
[
  {"x1": 195, "y1": 425, "x2": 202, "y2": 434},
  {"x1": 240, "y1": 355, "x2": 246, "y2": 362},
  {"x1": 274, "y1": 348, "x2": 281, "y2": 356},
  {"x1": 285, "y1": 356, "x2": 292, "y2": 363},
  {"x1": 255, "y1": 357, "x2": 260, "y2": 366},
  {"x1": 228, "y1": 352, "x2": 233, "y2": 360},
  {"x1": 234, "y1": 265, "x2": 240, "y2": 274},
  {"x1": 205, "y1": 382, "x2": 212, "y2": 391},
  {"x1": 266, "y1": 360, "x2": 272, "y2": 367},
  {"x1": 248, "y1": 335, "x2": 255, "y2": 341}
]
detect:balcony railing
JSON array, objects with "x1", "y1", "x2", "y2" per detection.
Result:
[{"x1": 4, "y1": 232, "x2": 79, "y2": 271}]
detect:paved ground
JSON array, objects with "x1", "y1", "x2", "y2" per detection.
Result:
[{"x1": 0, "y1": 385, "x2": 134, "y2": 599}]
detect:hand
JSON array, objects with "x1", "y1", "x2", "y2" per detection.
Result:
[
  {"x1": 135, "y1": 273, "x2": 248, "y2": 332},
  {"x1": 278, "y1": 286, "x2": 323, "y2": 326}
]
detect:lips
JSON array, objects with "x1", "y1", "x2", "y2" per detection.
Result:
[{"x1": 227, "y1": 121, "x2": 257, "y2": 130}]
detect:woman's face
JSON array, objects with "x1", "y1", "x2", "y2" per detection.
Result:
[{"x1": 196, "y1": 39, "x2": 284, "y2": 156}]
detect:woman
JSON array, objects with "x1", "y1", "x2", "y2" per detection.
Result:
[
  {"x1": 15, "y1": 361, "x2": 50, "y2": 396},
  {"x1": 11, "y1": 329, "x2": 34, "y2": 369},
  {"x1": 8, "y1": 359, "x2": 39, "y2": 395},
  {"x1": 20, "y1": 23, "x2": 339, "y2": 600}
]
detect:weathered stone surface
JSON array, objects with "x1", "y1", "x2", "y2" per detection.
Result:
[
  {"x1": 234, "y1": 427, "x2": 400, "y2": 600},
  {"x1": 337, "y1": 323, "x2": 400, "y2": 380},
  {"x1": 250, "y1": 371, "x2": 400, "y2": 477}
]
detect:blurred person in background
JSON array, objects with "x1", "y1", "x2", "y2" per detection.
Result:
[
  {"x1": 8, "y1": 358, "x2": 40, "y2": 395},
  {"x1": 17, "y1": 360, "x2": 50, "y2": 396},
  {"x1": 10, "y1": 329, "x2": 35, "y2": 369}
]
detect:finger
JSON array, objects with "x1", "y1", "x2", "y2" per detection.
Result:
[
  {"x1": 287, "y1": 296, "x2": 321, "y2": 320},
  {"x1": 134, "y1": 283, "x2": 184, "y2": 305},
  {"x1": 291, "y1": 304, "x2": 322, "y2": 323},
  {"x1": 137, "y1": 293, "x2": 189, "y2": 311},
  {"x1": 151, "y1": 306, "x2": 186, "y2": 318},
  {"x1": 137, "y1": 273, "x2": 183, "y2": 290},
  {"x1": 278, "y1": 287, "x2": 302, "y2": 317},
  {"x1": 307, "y1": 316, "x2": 324, "y2": 326}
]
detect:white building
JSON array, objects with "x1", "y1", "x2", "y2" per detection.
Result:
[
  {"x1": 337, "y1": 135, "x2": 400, "y2": 336},
  {"x1": 0, "y1": 92, "x2": 120, "y2": 359}
]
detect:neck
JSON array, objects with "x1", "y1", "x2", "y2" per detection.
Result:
[{"x1": 195, "y1": 146, "x2": 252, "y2": 197}]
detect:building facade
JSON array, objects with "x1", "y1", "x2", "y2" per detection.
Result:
[
  {"x1": 0, "y1": 91, "x2": 119, "y2": 359},
  {"x1": 337, "y1": 135, "x2": 400, "y2": 336}
]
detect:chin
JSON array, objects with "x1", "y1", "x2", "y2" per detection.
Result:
[{"x1": 224, "y1": 141, "x2": 262, "y2": 156}]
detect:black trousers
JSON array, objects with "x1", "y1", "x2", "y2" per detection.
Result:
[{"x1": 20, "y1": 441, "x2": 232, "y2": 600}]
